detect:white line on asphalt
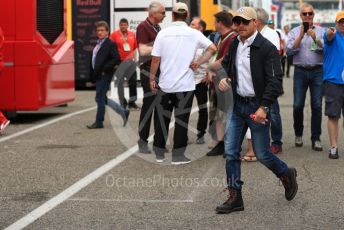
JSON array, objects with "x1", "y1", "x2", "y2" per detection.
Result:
[
  {"x1": 4, "y1": 145, "x2": 138, "y2": 230},
  {"x1": 69, "y1": 198, "x2": 193, "y2": 203},
  {"x1": 5, "y1": 106, "x2": 200, "y2": 230},
  {"x1": 0, "y1": 106, "x2": 96, "y2": 144}
]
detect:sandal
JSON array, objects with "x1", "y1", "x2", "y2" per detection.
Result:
[{"x1": 241, "y1": 155, "x2": 257, "y2": 162}]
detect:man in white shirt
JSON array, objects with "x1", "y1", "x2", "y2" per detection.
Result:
[
  {"x1": 190, "y1": 17, "x2": 209, "y2": 145},
  {"x1": 149, "y1": 2, "x2": 216, "y2": 164}
]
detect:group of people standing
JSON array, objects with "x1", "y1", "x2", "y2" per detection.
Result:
[{"x1": 87, "y1": 1, "x2": 344, "y2": 214}]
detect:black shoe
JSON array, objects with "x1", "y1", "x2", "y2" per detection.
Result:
[
  {"x1": 216, "y1": 188, "x2": 244, "y2": 214},
  {"x1": 128, "y1": 102, "x2": 140, "y2": 111},
  {"x1": 86, "y1": 123, "x2": 103, "y2": 129},
  {"x1": 171, "y1": 156, "x2": 191, "y2": 165},
  {"x1": 196, "y1": 136, "x2": 205, "y2": 144},
  {"x1": 328, "y1": 147, "x2": 339, "y2": 159},
  {"x1": 122, "y1": 109, "x2": 130, "y2": 127},
  {"x1": 279, "y1": 167, "x2": 298, "y2": 201},
  {"x1": 206, "y1": 141, "x2": 224, "y2": 156},
  {"x1": 138, "y1": 140, "x2": 151, "y2": 154}
]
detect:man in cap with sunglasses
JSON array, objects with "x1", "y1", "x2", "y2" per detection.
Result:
[
  {"x1": 286, "y1": 3, "x2": 325, "y2": 152},
  {"x1": 323, "y1": 11, "x2": 344, "y2": 159},
  {"x1": 215, "y1": 7, "x2": 298, "y2": 214}
]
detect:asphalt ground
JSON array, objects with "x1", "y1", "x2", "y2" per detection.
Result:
[{"x1": 1, "y1": 70, "x2": 344, "y2": 230}]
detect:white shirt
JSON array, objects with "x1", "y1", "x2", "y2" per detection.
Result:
[
  {"x1": 193, "y1": 48, "x2": 207, "y2": 85},
  {"x1": 260, "y1": 26, "x2": 280, "y2": 50},
  {"x1": 152, "y1": 21, "x2": 212, "y2": 92},
  {"x1": 236, "y1": 30, "x2": 258, "y2": 97}
]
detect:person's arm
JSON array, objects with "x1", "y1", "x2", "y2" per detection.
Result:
[
  {"x1": 149, "y1": 56, "x2": 160, "y2": 93},
  {"x1": 261, "y1": 44, "x2": 283, "y2": 107},
  {"x1": 190, "y1": 44, "x2": 216, "y2": 71},
  {"x1": 103, "y1": 41, "x2": 121, "y2": 73},
  {"x1": 292, "y1": 26, "x2": 305, "y2": 49},
  {"x1": 326, "y1": 27, "x2": 336, "y2": 43},
  {"x1": 287, "y1": 26, "x2": 303, "y2": 55},
  {"x1": 138, "y1": 43, "x2": 153, "y2": 57},
  {"x1": 308, "y1": 27, "x2": 323, "y2": 49}
]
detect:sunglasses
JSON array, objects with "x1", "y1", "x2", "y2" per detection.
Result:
[
  {"x1": 338, "y1": 19, "x2": 344, "y2": 24},
  {"x1": 233, "y1": 17, "x2": 252, "y2": 26},
  {"x1": 158, "y1": 11, "x2": 166, "y2": 16},
  {"x1": 302, "y1": 12, "x2": 314, "y2": 16}
]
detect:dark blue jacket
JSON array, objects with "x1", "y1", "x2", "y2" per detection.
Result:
[{"x1": 90, "y1": 37, "x2": 121, "y2": 82}]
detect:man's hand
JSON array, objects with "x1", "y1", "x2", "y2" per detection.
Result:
[
  {"x1": 150, "y1": 80, "x2": 158, "y2": 93},
  {"x1": 202, "y1": 71, "x2": 215, "y2": 85},
  {"x1": 251, "y1": 107, "x2": 269, "y2": 125},
  {"x1": 218, "y1": 78, "x2": 231, "y2": 92},
  {"x1": 326, "y1": 27, "x2": 336, "y2": 42},
  {"x1": 190, "y1": 61, "x2": 200, "y2": 71},
  {"x1": 307, "y1": 28, "x2": 316, "y2": 41},
  {"x1": 299, "y1": 25, "x2": 305, "y2": 39}
]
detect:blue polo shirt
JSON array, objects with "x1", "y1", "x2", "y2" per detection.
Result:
[{"x1": 323, "y1": 31, "x2": 344, "y2": 84}]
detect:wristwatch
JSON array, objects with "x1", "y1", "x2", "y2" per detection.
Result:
[{"x1": 259, "y1": 106, "x2": 269, "y2": 114}]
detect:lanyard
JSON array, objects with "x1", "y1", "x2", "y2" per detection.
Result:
[
  {"x1": 217, "y1": 31, "x2": 235, "y2": 50},
  {"x1": 145, "y1": 19, "x2": 160, "y2": 33},
  {"x1": 120, "y1": 31, "x2": 128, "y2": 43}
]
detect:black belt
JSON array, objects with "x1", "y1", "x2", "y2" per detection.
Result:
[
  {"x1": 236, "y1": 94, "x2": 255, "y2": 103},
  {"x1": 295, "y1": 65, "x2": 322, "y2": 71}
]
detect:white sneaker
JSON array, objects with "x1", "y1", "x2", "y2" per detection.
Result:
[
  {"x1": 295, "y1": 136, "x2": 303, "y2": 147},
  {"x1": 0, "y1": 120, "x2": 10, "y2": 134},
  {"x1": 312, "y1": 140, "x2": 323, "y2": 151}
]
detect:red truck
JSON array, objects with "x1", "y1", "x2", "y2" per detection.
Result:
[{"x1": 0, "y1": 0, "x2": 75, "y2": 113}]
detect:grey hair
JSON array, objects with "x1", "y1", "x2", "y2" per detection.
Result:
[
  {"x1": 255, "y1": 8, "x2": 269, "y2": 24},
  {"x1": 149, "y1": 1, "x2": 162, "y2": 13},
  {"x1": 300, "y1": 3, "x2": 314, "y2": 12},
  {"x1": 95, "y1": 21, "x2": 109, "y2": 31}
]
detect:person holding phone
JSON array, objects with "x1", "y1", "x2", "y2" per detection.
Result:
[{"x1": 286, "y1": 3, "x2": 325, "y2": 151}]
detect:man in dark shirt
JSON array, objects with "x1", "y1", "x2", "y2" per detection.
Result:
[
  {"x1": 136, "y1": 2, "x2": 165, "y2": 153},
  {"x1": 87, "y1": 21, "x2": 129, "y2": 129}
]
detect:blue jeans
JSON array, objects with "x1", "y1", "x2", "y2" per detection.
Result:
[
  {"x1": 224, "y1": 98, "x2": 288, "y2": 190},
  {"x1": 270, "y1": 100, "x2": 283, "y2": 147},
  {"x1": 95, "y1": 77, "x2": 126, "y2": 125},
  {"x1": 293, "y1": 67, "x2": 323, "y2": 142}
]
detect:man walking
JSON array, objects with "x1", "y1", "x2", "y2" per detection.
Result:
[
  {"x1": 287, "y1": 3, "x2": 325, "y2": 151},
  {"x1": 323, "y1": 11, "x2": 344, "y2": 159},
  {"x1": 215, "y1": 7, "x2": 298, "y2": 213},
  {"x1": 87, "y1": 21, "x2": 129, "y2": 129},
  {"x1": 150, "y1": 2, "x2": 216, "y2": 164}
]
